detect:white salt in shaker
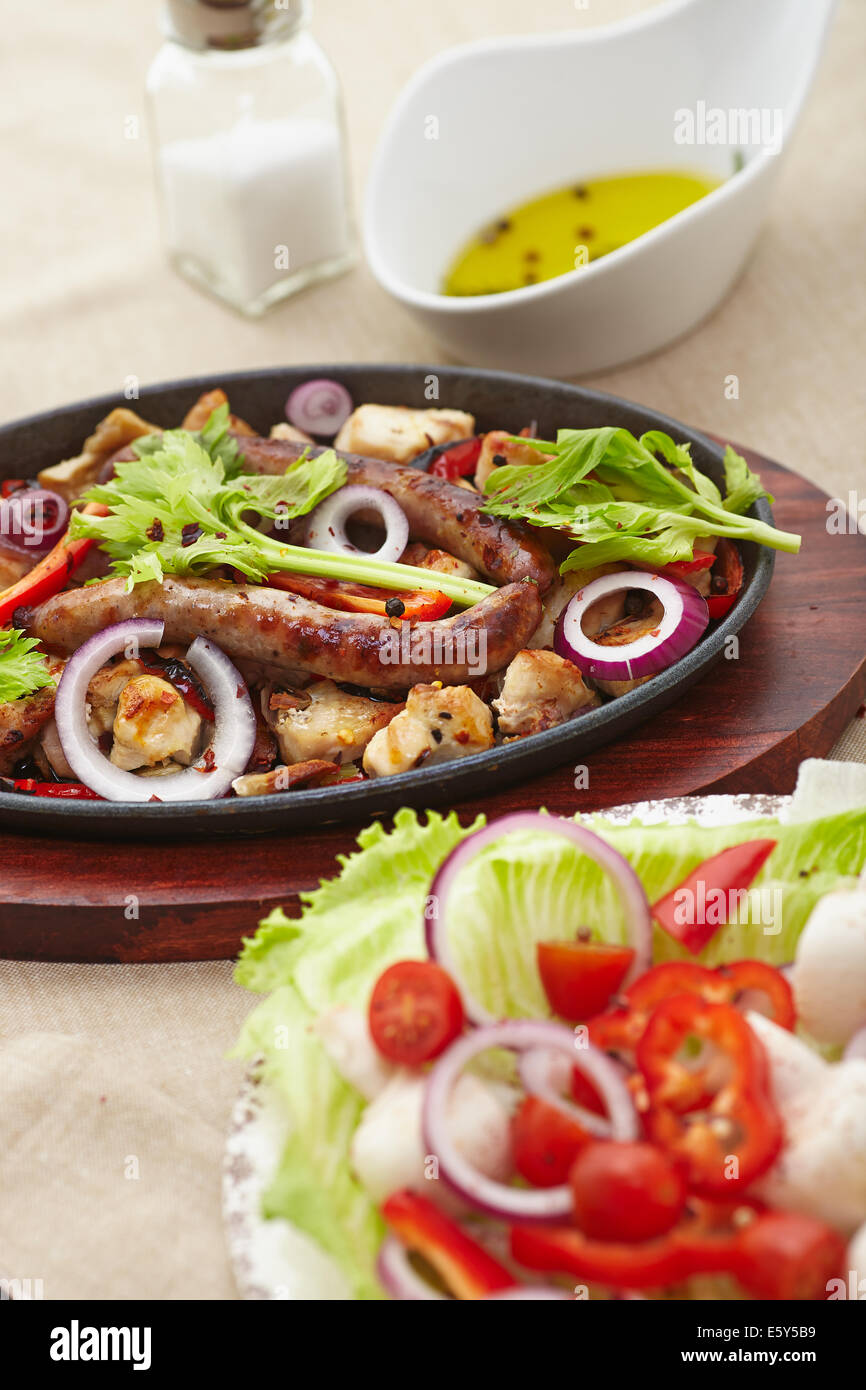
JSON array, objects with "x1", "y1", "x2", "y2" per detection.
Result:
[{"x1": 146, "y1": 0, "x2": 355, "y2": 315}]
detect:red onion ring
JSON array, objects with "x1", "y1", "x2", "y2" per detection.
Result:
[
  {"x1": 843, "y1": 1025, "x2": 866, "y2": 1061},
  {"x1": 554, "y1": 571, "x2": 709, "y2": 683},
  {"x1": 54, "y1": 619, "x2": 255, "y2": 802},
  {"x1": 285, "y1": 378, "x2": 353, "y2": 437},
  {"x1": 422, "y1": 1020, "x2": 639, "y2": 1222},
  {"x1": 376, "y1": 1236, "x2": 447, "y2": 1300},
  {"x1": 304, "y1": 484, "x2": 409, "y2": 564},
  {"x1": 425, "y1": 812, "x2": 652, "y2": 1025},
  {"x1": 0, "y1": 488, "x2": 69, "y2": 554}
]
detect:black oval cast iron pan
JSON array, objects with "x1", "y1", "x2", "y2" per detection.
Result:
[{"x1": 0, "y1": 364, "x2": 774, "y2": 840}]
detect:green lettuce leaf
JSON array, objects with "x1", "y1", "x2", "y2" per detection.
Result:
[{"x1": 0, "y1": 628, "x2": 55, "y2": 703}]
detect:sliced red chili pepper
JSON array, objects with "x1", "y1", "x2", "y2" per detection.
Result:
[
  {"x1": 651, "y1": 838, "x2": 777, "y2": 955},
  {"x1": 712, "y1": 960, "x2": 795, "y2": 1031},
  {"x1": 509, "y1": 1220, "x2": 737, "y2": 1290},
  {"x1": 0, "y1": 502, "x2": 110, "y2": 626},
  {"x1": 266, "y1": 572, "x2": 451, "y2": 621},
  {"x1": 381, "y1": 1190, "x2": 515, "y2": 1299},
  {"x1": 637, "y1": 995, "x2": 782, "y2": 1195},
  {"x1": 706, "y1": 538, "x2": 744, "y2": 619},
  {"x1": 664, "y1": 549, "x2": 716, "y2": 579},
  {"x1": 537, "y1": 940, "x2": 635, "y2": 1021},
  {"x1": 10, "y1": 779, "x2": 102, "y2": 800}
]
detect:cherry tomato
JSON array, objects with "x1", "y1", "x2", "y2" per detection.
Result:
[
  {"x1": 512, "y1": 1096, "x2": 592, "y2": 1188},
  {"x1": 733, "y1": 1211, "x2": 846, "y2": 1301},
  {"x1": 368, "y1": 960, "x2": 463, "y2": 1066},
  {"x1": 569, "y1": 1140, "x2": 687, "y2": 1244},
  {"x1": 537, "y1": 940, "x2": 635, "y2": 1021}
]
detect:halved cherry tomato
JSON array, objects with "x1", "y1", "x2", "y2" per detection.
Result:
[
  {"x1": 512, "y1": 1096, "x2": 593, "y2": 1188},
  {"x1": 510, "y1": 1220, "x2": 737, "y2": 1290},
  {"x1": 537, "y1": 940, "x2": 635, "y2": 1021},
  {"x1": 368, "y1": 960, "x2": 464, "y2": 1066},
  {"x1": 423, "y1": 436, "x2": 484, "y2": 481},
  {"x1": 706, "y1": 538, "x2": 744, "y2": 619},
  {"x1": 382, "y1": 1190, "x2": 515, "y2": 1299},
  {"x1": 570, "y1": 1066, "x2": 608, "y2": 1116},
  {"x1": 732, "y1": 1211, "x2": 846, "y2": 1301},
  {"x1": 0, "y1": 502, "x2": 110, "y2": 626},
  {"x1": 569, "y1": 1140, "x2": 687, "y2": 1244},
  {"x1": 651, "y1": 838, "x2": 777, "y2": 955},
  {"x1": 637, "y1": 995, "x2": 782, "y2": 1196},
  {"x1": 266, "y1": 572, "x2": 451, "y2": 621}
]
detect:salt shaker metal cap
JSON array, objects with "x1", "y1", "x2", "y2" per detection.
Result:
[{"x1": 164, "y1": 0, "x2": 308, "y2": 51}]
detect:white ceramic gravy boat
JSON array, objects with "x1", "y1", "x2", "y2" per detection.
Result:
[{"x1": 364, "y1": 0, "x2": 838, "y2": 376}]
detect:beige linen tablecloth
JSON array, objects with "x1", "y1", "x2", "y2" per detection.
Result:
[{"x1": 0, "y1": 0, "x2": 864, "y2": 1300}]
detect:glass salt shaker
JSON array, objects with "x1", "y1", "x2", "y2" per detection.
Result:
[{"x1": 146, "y1": 0, "x2": 355, "y2": 316}]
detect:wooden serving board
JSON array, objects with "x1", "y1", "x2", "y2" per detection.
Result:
[{"x1": 2, "y1": 450, "x2": 864, "y2": 963}]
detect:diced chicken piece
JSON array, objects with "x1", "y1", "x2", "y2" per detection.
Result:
[
  {"x1": 493, "y1": 649, "x2": 599, "y2": 737},
  {"x1": 0, "y1": 545, "x2": 34, "y2": 589},
  {"x1": 85, "y1": 658, "x2": 143, "y2": 737},
  {"x1": 37, "y1": 407, "x2": 159, "y2": 503},
  {"x1": 350, "y1": 1071, "x2": 513, "y2": 1205},
  {"x1": 528, "y1": 565, "x2": 625, "y2": 650},
  {"x1": 363, "y1": 683, "x2": 493, "y2": 777},
  {"x1": 231, "y1": 759, "x2": 339, "y2": 797},
  {"x1": 335, "y1": 405, "x2": 474, "y2": 464},
  {"x1": 474, "y1": 430, "x2": 552, "y2": 492},
  {"x1": 273, "y1": 679, "x2": 403, "y2": 766},
  {"x1": 110, "y1": 674, "x2": 202, "y2": 772},
  {"x1": 315, "y1": 1006, "x2": 396, "y2": 1102},
  {"x1": 269, "y1": 421, "x2": 315, "y2": 444},
  {"x1": 400, "y1": 541, "x2": 479, "y2": 583},
  {"x1": 181, "y1": 387, "x2": 255, "y2": 436}
]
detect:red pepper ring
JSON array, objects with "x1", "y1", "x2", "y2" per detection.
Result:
[{"x1": 637, "y1": 996, "x2": 783, "y2": 1196}]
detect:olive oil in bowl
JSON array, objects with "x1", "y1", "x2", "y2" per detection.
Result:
[{"x1": 442, "y1": 171, "x2": 721, "y2": 297}]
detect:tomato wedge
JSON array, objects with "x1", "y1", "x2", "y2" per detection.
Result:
[
  {"x1": 368, "y1": 960, "x2": 464, "y2": 1066},
  {"x1": 569, "y1": 1140, "x2": 686, "y2": 1244},
  {"x1": 732, "y1": 1211, "x2": 846, "y2": 1301},
  {"x1": 651, "y1": 838, "x2": 777, "y2": 954},
  {"x1": 537, "y1": 940, "x2": 635, "y2": 1021},
  {"x1": 266, "y1": 572, "x2": 451, "y2": 620},
  {"x1": 706, "y1": 538, "x2": 744, "y2": 619},
  {"x1": 0, "y1": 502, "x2": 109, "y2": 626},
  {"x1": 382, "y1": 1190, "x2": 515, "y2": 1299},
  {"x1": 512, "y1": 1096, "x2": 593, "y2": 1188}
]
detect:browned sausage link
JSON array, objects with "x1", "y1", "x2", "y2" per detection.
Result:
[
  {"x1": 237, "y1": 435, "x2": 557, "y2": 594},
  {"x1": 21, "y1": 575, "x2": 543, "y2": 687},
  {"x1": 0, "y1": 661, "x2": 63, "y2": 774}
]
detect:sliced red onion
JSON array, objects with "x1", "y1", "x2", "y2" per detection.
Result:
[
  {"x1": 554, "y1": 571, "x2": 709, "y2": 683},
  {"x1": 423, "y1": 1020, "x2": 639, "y2": 1222},
  {"x1": 518, "y1": 1048, "x2": 612, "y2": 1139},
  {"x1": 304, "y1": 484, "x2": 409, "y2": 564},
  {"x1": 426, "y1": 812, "x2": 652, "y2": 1025},
  {"x1": 843, "y1": 1025, "x2": 866, "y2": 1061},
  {"x1": 376, "y1": 1236, "x2": 447, "y2": 1301},
  {"x1": 286, "y1": 378, "x2": 353, "y2": 437},
  {"x1": 0, "y1": 488, "x2": 68, "y2": 554},
  {"x1": 484, "y1": 1287, "x2": 573, "y2": 1300},
  {"x1": 54, "y1": 620, "x2": 255, "y2": 803}
]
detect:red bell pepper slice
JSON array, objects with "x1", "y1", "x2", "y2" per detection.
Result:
[
  {"x1": 428, "y1": 436, "x2": 483, "y2": 481},
  {"x1": 536, "y1": 939, "x2": 635, "y2": 1022},
  {"x1": 381, "y1": 1190, "x2": 515, "y2": 1299},
  {"x1": 266, "y1": 572, "x2": 451, "y2": 621},
  {"x1": 636, "y1": 995, "x2": 783, "y2": 1196},
  {"x1": 706, "y1": 538, "x2": 744, "y2": 619},
  {"x1": 651, "y1": 838, "x2": 777, "y2": 954},
  {"x1": 9, "y1": 779, "x2": 102, "y2": 800},
  {"x1": 510, "y1": 1220, "x2": 738, "y2": 1290},
  {"x1": 664, "y1": 549, "x2": 716, "y2": 579},
  {"x1": 0, "y1": 502, "x2": 110, "y2": 626},
  {"x1": 626, "y1": 959, "x2": 795, "y2": 1032}
]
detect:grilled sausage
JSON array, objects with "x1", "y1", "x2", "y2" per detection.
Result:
[
  {"x1": 20, "y1": 575, "x2": 543, "y2": 688},
  {"x1": 236, "y1": 435, "x2": 557, "y2": 595}
]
